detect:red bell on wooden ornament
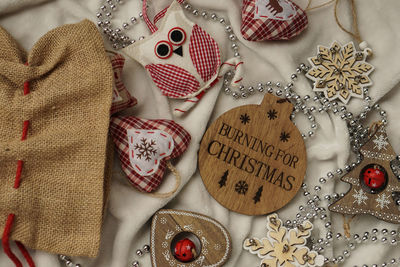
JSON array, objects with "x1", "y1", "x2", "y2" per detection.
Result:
[
  {"x1": 174, "y1": 238, "x2": 196, "y2": 262},
  {"x1": 361, "y1": 164, "x2": 387, "y2": 192}
]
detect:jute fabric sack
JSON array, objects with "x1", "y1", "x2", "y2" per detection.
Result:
[{"x1": 0, "y1": 20, "x2": 113, "y2": 258}]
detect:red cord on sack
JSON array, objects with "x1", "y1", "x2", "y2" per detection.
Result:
[
  {"x1": 14, "y1": 121, "x2": 29, "y2": 189},
  {"x1": 2, "y1": 62, "x2": 36, "y2": 267},
  {"x1": 2, "y1": 214, "x2": 22, "y2": 267},
  {"x1": 16, "y1": 241, "x2": 36, "y2": 267}
]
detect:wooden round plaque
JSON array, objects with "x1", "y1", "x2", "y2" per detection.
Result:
[{"x1": 198, "y1": 94, "x2": 307, "y2": 215}]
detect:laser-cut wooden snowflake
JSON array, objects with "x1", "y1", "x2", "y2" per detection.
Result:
[
  {"x1": 306, "y1": 41, "x2": 374, "y2": 104},
  {"x1": 243, "y1": 214, "x2": 324, "y2": 267}
]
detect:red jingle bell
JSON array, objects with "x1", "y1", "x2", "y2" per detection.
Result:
[
  {"x1": 174, "y1": 238, "x2": 197, "y2": 262},
  {"x1": 362, "y1": 165, "x2": 387, "y2": 190}
]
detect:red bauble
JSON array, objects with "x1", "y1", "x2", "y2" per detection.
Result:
[
  {"x1": 174, "y1": 238, "x2": 196, "y2": 262},
  {"x1": 362, "y1": 166, "x2": 386, "y2": 190}
]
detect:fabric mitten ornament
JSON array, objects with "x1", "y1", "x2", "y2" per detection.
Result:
[
  {"x1": 109, "y1": 52, "x2": 138, "y2": 114},
  {"x1": 241, "y1": 0, "x2": 308, "y2": 41},
  {"x1": 110, "y1": 116, "x2": 191, "y2": 197},
  {"x1": 123, "y1": 0, "x2": 243, "y2": 116}
]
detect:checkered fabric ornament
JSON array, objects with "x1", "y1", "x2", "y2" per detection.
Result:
[
  {"x1": 110, "y1": 116, "x2": 191, "y2": 193},
  {"x1": 123, "y1": 0, "x2": 243, "y2": 116},
  {"x1": 109, "y1": 52, "x2": 137, "y2": 114},
  {"x1": 241, "y1": 0, "x2": 308, "y2": 41}
]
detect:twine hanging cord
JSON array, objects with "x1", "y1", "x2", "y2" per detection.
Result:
[
  {"x1": 305, "y1": 0, "x2": 363, "y2": 43},
  {"x1": 149, "y1": 161, "x2": 181, "y2": 198},
  {"x1": 342, "y1": 214, "x2": 356, "y2": 238}
]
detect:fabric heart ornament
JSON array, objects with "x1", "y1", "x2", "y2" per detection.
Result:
[
  {"x1": 123, "y1": 0, "x2": 243, "y2": 116},
  {"x1": 241, "y1": 0, "x2": 308, "y2": 41},
  {"x1": 109, "y1": 52, "x2": 138, "y2": 114},
  {"x1": 110, "y1": 116, "x2": 191, "y2": 196}
]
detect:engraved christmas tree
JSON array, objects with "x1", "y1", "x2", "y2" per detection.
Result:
[
  {"x1": 329, "y1": 125, "x2": 400, "y2": 224},
  {"x1": 218, "y1": 170, "x2": 229, "y2": 188},
  {"x1": 253, "y1": 186, "x2": 263, "y2": 204}
]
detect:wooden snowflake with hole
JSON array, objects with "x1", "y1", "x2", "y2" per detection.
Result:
[
  {"x1": 305, "y1": 41, "x2": 374, "y2": 104},
  {"x1": 243, "y1": 214, "x2": 324, "y2": 267}
]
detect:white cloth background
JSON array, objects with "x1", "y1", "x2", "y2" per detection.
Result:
[{"x1": 1, "y1": 0, "x2": 400, "y2": 266}]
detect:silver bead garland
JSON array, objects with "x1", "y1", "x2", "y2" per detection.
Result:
[
  {"x1": 132, "y1": 244, "x2": 150, "y2": 267},
  {"x1": 59, "y1": 254, "x2": 81, "y2": 267}
]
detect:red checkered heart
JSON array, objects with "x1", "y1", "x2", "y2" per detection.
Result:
[
  {"x1": 241, "y1": 0, "x2": 308, "y2": 41},
  {"x1": 109, "y1": 52, "x2": 137, "y2": 114},
  {"x1": 110, "y1": 116, "x2": 191, "y2": 193}
]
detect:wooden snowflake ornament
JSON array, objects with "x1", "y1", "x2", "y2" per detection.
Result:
[
  {"x1": 305, "y1": 41, "x2": 374, "y2": 104},
  {"x1": 243, "y1": 214, "x2": 324, "y2": 267},
  {"x1": 329, "y1": 125, "x2": 400, "y2": 224}
]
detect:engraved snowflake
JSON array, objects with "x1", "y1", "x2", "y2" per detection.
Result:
[
  {"x1": 235, "y1": 180, "x2": 249, "y2": 195},
  {"x1": 373, "y1": 134, "x2": 389, "y2": 151},
  {"x1": 376, "y1": 193, "x2": 391, "y2": 209},
  {"x1": 352, "y1": 189, "x2": 368, "y2": 205},
  {"x1": 240, "y1": 113, "x2": 251, "y2": 124},
  {"x1": 244, "y1": 214, "x2": 324, "y2": 267},
  {"x1": 306, "y1": 41, "x2": 374, "y2": 104},
  {"x1": 267, "y1": 109, "x2": 278, "y2": 120},
  {"x1": 280, "y1": 131, "x2": 290, "y2": 142},
  {"x1": 134, "y1": 137, "x2": 157, "y2": 161}
]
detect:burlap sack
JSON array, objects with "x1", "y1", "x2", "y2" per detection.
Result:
[{"x1": 0, "y1": 20, "x2": 113, "y2": 258}]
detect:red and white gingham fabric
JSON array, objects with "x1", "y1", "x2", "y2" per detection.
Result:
[
  {"x1": 144, "y1": 24, "x2": 221, "y2": 99},
  {"x1": 240, "y1": 0, "x2": 308, "y2": 41},
  {"x1": 142, "y1": 0, "x2": 185, "y2": 33},
  {"x1": 109, "y1": 53, "x2": 137, "y2": 114},
  {"x1": 189, "y1": 25, "x2": 221, "y2": 82},
  {"x1": 145, "y1": 63, "x2": 200, "y2": 98},
  {"x1": 109, "y1": 116, "x2": 191, "y2": 193}
]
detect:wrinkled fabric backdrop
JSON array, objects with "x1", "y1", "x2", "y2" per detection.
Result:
[{"x1": 1, "y1": 0, "x2": 400, "y2": 266}]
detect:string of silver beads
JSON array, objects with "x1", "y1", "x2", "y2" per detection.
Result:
[
  {"x1": 97, "y1": 0, "x2": 147, "y2": 49},
  {"x1": 131, "y1": 244, "x2": 150, "y2": 267},
  {"x1": 96, "y1": 0, "x2": 240, "y2": 58},
  {"x1": 281, "y1": 99, "x2": 398, "y2": 267},
  {"x1": 58, "y1": 255, "x2": 81, "y2": 267},
  {"x1": 284, "y1": 180, "x2": 400, "y2": 266},
  {"x1": 222, "y1": 62, "x2": 383, "y2": 140},
  {"x1": 284, "y1": 149, "x2": 400, "y2": 267}
]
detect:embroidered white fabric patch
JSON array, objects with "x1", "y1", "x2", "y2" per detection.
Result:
[
  {"x1": 127, "y1": 129, "x2": 174, "y2": 176},
  {"x1": 255, "y1": 0, "x2": 297, "y2": 20}
]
